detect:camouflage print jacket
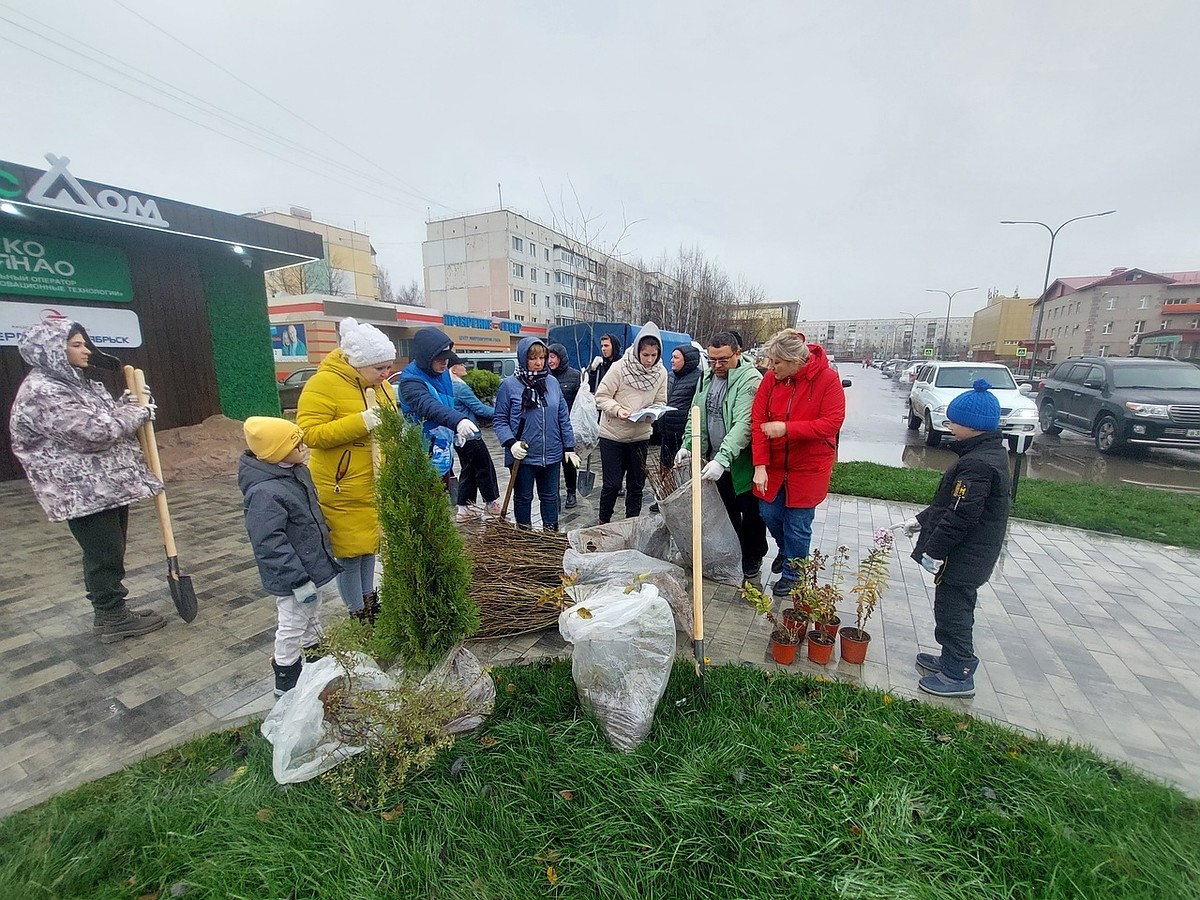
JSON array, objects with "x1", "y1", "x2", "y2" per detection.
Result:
[{"x1": 9, "y1": 318, "x2": 162, "y2": 523}]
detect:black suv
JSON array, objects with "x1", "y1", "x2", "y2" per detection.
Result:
[{"x1": 1037, "y1": 356, "x2": 1200, "y2": 454}]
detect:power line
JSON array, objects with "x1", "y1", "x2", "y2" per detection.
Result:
[{"x1": 110, "y1": 0, "x2": 450, "y2": 211}]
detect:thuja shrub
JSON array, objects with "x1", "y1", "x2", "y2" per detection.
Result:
[
  {"x1": 373, "y1": 406, "x2": 478, "y2": 667},
  {"x1": 462, "y1": 368, "x2": 501, "y2": 402}
]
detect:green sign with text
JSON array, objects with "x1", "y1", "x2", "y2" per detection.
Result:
[{"x1": 0, "y1": 230, "x2": 133, "y2": 302}]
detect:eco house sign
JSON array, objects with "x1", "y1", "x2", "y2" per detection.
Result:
[{"x1": 24, "y1": 154, "x2": 170, "y2": 228}]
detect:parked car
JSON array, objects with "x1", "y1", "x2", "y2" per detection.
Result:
[
  {"x1": 1037, "y1": 356, "x2": 1200, "y2": 454},
  {"x1": 880, "y1": 358, "x2": 907, "y2": 377},
  {"x1": 277, "y1": 367, "x2": 317, "y2": 410},
  {"x1": 897, "y1": 361, "x2": 924, "y2": 385},
  {"x1": 907, "y1": 361, "x2": 1037, "y2": 449}
]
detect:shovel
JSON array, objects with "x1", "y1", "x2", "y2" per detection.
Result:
[
  {"x1": 500, "y1": 457, "x2": 521, "y2": 520},
  {"x1": 575, "y1": 452, "x2": 596, "y2": 497},
  {"x1": 124, "y1": 366, "x2": 199, "y2": 623}
]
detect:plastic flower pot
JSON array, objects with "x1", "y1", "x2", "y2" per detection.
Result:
[
  {"x1": 839, "y1": 627, "x2": 871, "y2": 664},
  {"x1": 769, "y1": 630, "x2": 799, "y2": 665},
  {"x1": 806, "y1": 630, "x2": 835, "y2": 665}
]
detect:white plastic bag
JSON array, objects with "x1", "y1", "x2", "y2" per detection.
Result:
[
  {"x1": 570, "y1": 379, "x2": 600, "y2": 450},
  {"x1": 558, "y1": 583, "x2": 676, "y2": 751},
  {"x1": 659, "y1": 474, "x2": 743, "y2": 585},
  {"x1": 567, "y1": 511, "x2": 672, "y2": 561},
  {"x1": 563, "y1": 547, "x2": 693, "y2": 634}
]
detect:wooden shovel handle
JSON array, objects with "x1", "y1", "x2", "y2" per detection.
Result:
[
  {"x1": 690, "y1": 405, "x2": 704, "y2": 642},
  {"x1": 124, "y1": 366, "x2": 178, "y2": 557}
]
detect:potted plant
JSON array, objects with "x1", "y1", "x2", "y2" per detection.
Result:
[
  {"x1": 742, "y1": 581, "x2": 804, "y2": 665},
  {"x1": 805, "y1": 583, "x2": 838, "y2": 665},
  {"x1": 839, "y1": 529, "x2": 894, "y2": 664}
]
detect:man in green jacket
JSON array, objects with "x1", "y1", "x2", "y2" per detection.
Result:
[{"x1": 675, "y1": 331, "x2": 768, "y2": 582}]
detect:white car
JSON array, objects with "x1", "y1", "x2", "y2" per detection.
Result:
[{"x1": 907, "y1": 362, "x2": 1038, "y2": 449}]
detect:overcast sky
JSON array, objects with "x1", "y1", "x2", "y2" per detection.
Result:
[{"x1": 4, "y1": 0, "x2": 1197, "y2": 320}]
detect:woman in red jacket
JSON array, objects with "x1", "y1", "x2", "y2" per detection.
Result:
[{"x1": 751, "y1": 329, "x2": 847, "y2": 597}]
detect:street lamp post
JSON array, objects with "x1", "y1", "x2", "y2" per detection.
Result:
[
  {"x1": 898, "y1": 310, "x2": 932, "y2": 357},
  {"x1": 926, "y1": 287, "x2": 978, "y2": 359},
  {"x1": 1001, "y1": 210, "x2": 1116, "y2": 376}
]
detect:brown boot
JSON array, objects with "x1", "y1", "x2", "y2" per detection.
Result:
[
  {"x1": 94, "y1": 605, "x2": 166, "y2": 643},
  {"x1": 93, "y1": 606, "x2": 158, "y2": 635}
]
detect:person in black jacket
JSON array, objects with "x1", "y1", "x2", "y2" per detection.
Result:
[
  {"x1": 893, "y1": 379, "x2": 1011, "y2": 699},
  {"x1": 239, "y1": 417, "x2": 341, "y2": 697},
  {"x1": 586, "y1": 333, "x2": 622, "y2": 394},
  {"x1": 548, "y1": 342, "x2": 583, "y2": 508},
  {"x1": 658, "y1": 343, "x2": 701, "y2": 467}
]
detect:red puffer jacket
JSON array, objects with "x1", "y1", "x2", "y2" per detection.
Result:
[{"x1": 750, "y1": 344, "x2": 846, "y2": 508}]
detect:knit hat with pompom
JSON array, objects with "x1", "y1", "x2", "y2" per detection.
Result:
[
  {"x1": 339, "y1": 317, "x2": 396, "y2": 367},
  {"x1": 946, "y1": 379, "x2": 1001, "y2": 432}
]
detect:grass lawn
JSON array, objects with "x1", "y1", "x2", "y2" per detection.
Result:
[
  {"x1": 4, "y1": 662, "x2": 1198, "y2": 899},
  {"x1": 831, "y1": 461, "x2": 1200, "y2": 550}
]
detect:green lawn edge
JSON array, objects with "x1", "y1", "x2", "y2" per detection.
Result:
[{"x1": 830, "y1": 461, "x2": 1200, "y2": 550}]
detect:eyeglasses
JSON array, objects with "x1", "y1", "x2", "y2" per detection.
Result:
[{"x1": 706, "y1": 354, "x2": 736, "y2": 366}]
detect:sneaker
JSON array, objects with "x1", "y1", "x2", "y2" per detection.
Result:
[
  {"x1": 565, "y1": 493, "x2": 577, "y2": 509},
  {"x1": 771, "y1": 554, "x2": 785, "y2": 574},
  {"x1": 918, "y1": 671, "x2": 975, "y2": 698},
  {"x1": 915, "y1": 652, "x2": 942, "y2": 676},
  {"x1": 94, "y1": 605, "x2": 166, "y2": 643},
  {"x1": 771, "y1": 577, "x2": 795, "y2": 597},
  {"x1": 455, "y1": 505, "x2": 474, "y2": 523},
  {"x1": 484, "y1": 500, "x2": 503, "y2": 517}
]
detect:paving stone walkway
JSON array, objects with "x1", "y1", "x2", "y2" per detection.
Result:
[{"x1": 3, "y1": 436, "x2": 1199, "y2": 817}]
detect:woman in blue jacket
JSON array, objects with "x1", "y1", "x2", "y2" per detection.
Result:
[
  {"x1": 449, "y1": 355, "x2": 501, "y2": 521},
  {"x1": 493, "y1": 337, "x2": 579, "y2": 530}
]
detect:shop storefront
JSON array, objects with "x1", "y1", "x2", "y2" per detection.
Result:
[{"x1": 0, "y1": 153, "x2": 324, "y2": 480}]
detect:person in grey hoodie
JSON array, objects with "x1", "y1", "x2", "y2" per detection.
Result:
[
  {"x1": 239, "y1": 417, "x2": 340, "y2": 696},
  {"x1": 8, "y1": 317, "x2": 166, "y2": 643}
]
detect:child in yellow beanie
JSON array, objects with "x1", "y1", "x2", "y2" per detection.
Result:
[{"x1": 239, "y1": 416, "x2": 341, "y2": 696}]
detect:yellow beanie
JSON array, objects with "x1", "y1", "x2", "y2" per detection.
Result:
[{"x1": 244, "y1": 416, "x2": 304, "y2": 464}]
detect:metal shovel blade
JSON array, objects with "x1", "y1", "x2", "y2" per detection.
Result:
[
  {"x1": 167, "y1": 556, "x2": 199, "y2": 623},
  {"x1": 575, "y1": 454, "x2": 597, "y2": 496}
]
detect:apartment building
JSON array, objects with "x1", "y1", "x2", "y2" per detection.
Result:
[
  {"x1": 1034, "y1": 267, "x2": 1200, "y2": 361},
  {"x1": 969, "y1": 291, "x2": 1035, "y2": 362},
  {"x1": 798, "y1": 315, "x2": 973, "y2": 359},
  {"x1": 422, "y1": 209, "x2": 676, "y2": 327},
  {"x1": 250, "y1": 207, "x2": 380, "y2": 301}
]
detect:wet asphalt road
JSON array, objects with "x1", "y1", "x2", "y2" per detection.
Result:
[{"x1": 835, "y1": 363, "x2": 1200, "y2": 495}]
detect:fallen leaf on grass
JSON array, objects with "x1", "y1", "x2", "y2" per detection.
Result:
[
  {"x1": 933, "y1": 733, "x2": 952, "y2": 744},
  {"x1": 559, "y1": 790, "x2": 574, "y2": 800},
  {"x1": 955, "y1": 722, "x2": 970, "y2": 731},
  {"x1": 254, "y1": 808, "x2": 273, "y2": 822},
  {"x1": 848, "y1": 823, "x2": 862, "y2": 836},
  {"x1": 882, "y1": 694, "x2": 894, "y2": 706},
  {"x1": 380, "y1": 805, "x2": 404, "y2": 821},
  {"x1": 506, "y1": 683, "x2": 517, "y2": 694},
  {"x1": 479, "y1": 736, "x2": 497, "y2": 747},
  {"x1": 788, "y1": 744, "x2": 807, "y2": 752},
  {"x1": 547, "y1": 866, "x2": 558, "y2": 884}
]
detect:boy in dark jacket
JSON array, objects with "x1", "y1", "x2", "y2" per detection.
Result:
[
  {"x1": 894, "y1": 380, "x2": 1011, "y2": 698},
  {"x1": 239, "y1": 417, "x2": 341, "y2": 697}
]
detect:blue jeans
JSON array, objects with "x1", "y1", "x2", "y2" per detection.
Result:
[
  {"x1": 513, "y1": 462, "x2": 562, "y2": 529},
  {"x1": 335, "y1": 554, "x2": 376, "y2": 612},
  {"x1": 758, "y1": 490, "x2": 815, "y2": 582}
]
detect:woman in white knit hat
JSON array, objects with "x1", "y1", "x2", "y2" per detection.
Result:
[{"x1": 296, "y1": 318, "x2": 397, "y2": 622}]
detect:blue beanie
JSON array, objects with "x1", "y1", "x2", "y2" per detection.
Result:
[{"x1": 946, "y1": 379, "x2": 1001, "y2": 431}]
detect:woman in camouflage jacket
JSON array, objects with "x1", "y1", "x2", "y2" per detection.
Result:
[{"x1": 8, "y1": 318, "x2": 167, "y2": 642}]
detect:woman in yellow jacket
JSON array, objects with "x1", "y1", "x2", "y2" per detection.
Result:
[{"x1": 296, "y1": 318, "x2": 396, "y2": 621}]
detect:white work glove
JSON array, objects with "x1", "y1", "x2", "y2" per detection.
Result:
[
  {"x1": 510, "y1": 440, "x2": 528, "y2": 461},
  {"x1": 589, "y1": 355, "x2": 603, "y2": 371},
  {"x1": 122, "y1": 386, "x2": 156, "y2": 421},
  {"x1": 456, "y1": 418, "x2": 480, "y2": 441},
  {"x1": 291, "y1": 581, "x2": 318, "y2": 604},
  {"x1": 361, "y1": 408, "x2": 382, "y2": 431},
  {"x1": 563, "y1": 451, "x2": 581, "y2": 468},
  {"x1": 919, "y1": 554, "x2": 943, "y2": 575},
  {"x1": 701, "y1": 460, "x2": 725, "y2": 481},
  {"x1": 674, "y1": 447, "x2": 691, "y2": 467},
  {"x1": 891, "y1": 517, "x2": 921, "y2": 536}
]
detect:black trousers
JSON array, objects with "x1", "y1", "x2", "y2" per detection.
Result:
[
  {"x1": 660, "y1": 429, "x2": 684, "y2": 469},
  {"x1": 562, "y1": 457, "x2": 577, "y2": 494},
  {"x1": 933, "y1": 581, "x2": 980, "y2": 679},
  {"x1": 715, "y1": 471, "x2": 769, "y2": 576},
  {"x1": 66, "y1": 505, "x2": 130, "y2": 613},
  {"x1": 455, "y1": 437, "x2": 499, "y2": 505},
  {"x1": 598, "y1": 437, "x2": 648, "y2": 523}
]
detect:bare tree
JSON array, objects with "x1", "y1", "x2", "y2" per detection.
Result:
[
  {"x1": 266, "y1": 258, "x2": 347, "y2": 297},
  {"x1": 377, "y1": 266, "x2": 395, "y2": 303},
  {"x1": 395, "y1": 279, "x2": 424, "y2": 307}
]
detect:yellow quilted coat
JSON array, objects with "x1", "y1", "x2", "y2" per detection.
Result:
[{"x1": 296, "y1": 349, "x2": 396, "y2": 558}]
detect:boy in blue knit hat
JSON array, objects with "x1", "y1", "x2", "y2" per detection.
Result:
[{"x1": 892, "y1": 379, "x2": 1012, "y2": 698}]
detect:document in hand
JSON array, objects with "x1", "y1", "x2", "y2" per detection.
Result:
[{"x1": 627, "y1": 403, "x2": 675, "y2": 423}]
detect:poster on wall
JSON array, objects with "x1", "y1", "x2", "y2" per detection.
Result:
[
  {"x1": 0, "y1": 230, "x2": 134, "y2": 303},
  {"x1": 271, "y1": 323, "x2": 308, "y2": 361},
  {"x1": 0, "y1": 300, "x2": 143, "y2": 347}
]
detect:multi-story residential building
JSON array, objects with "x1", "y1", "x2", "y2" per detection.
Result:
[
  {"x1": 251, "y1": 207, "x2": 380, "y2": 301},
  {"x1": 1033, "y1": 267, "x2": 1200, "y2": 361},
  {"x1": 968, "y1": 291, "x2": 1035, "y2": 362},
  {"x1": 422, "y1": 209, "x2": 676, "y2": 327},
  {"x1": 798, "y1": 315, "x2": 973, "y2": 359}
]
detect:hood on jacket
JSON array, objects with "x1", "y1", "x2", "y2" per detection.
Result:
[
  {"x1": 600, "y1": 332, "x2": 622, "y2": 361},
  {"x1": 17, "y1": 318, "x2": 86, "y2": 386},
  {"x1": 412, "y1": 326, "x2": 454, "y2": 372},
  {"x1": 237, "y1": 450, "x2": 292, "y2": 493},
  {"x1": 676, "y1": 343, "x2": 700, "y2": 377},
  {"x1": 627, "y1": 321, "x2": 664, "y2": 365},
  {"x1": 796, "y1": 342, "x2": 832, "y2": 380},
  {"x1": 547, "y1": 341, "x2": 571, "y2": 370},
  {"x1": 517, "y1": 336, "x2": 549, "y2": 370}
]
